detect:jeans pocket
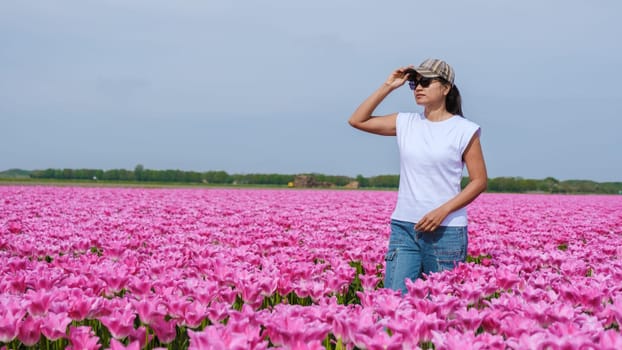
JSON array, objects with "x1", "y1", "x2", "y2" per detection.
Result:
[
  {"x1": 385, "y1": 249, "x2": 397, "y2": 262},
  {"x1": 434, "y1": 248, "x2": 464, "y2": 272},
  {"x1": 389, "y1": 219, "x2": 412, "y2": 244},
  {"x1": 384, "y1": 248, "x2": 398, "y2": 288}
]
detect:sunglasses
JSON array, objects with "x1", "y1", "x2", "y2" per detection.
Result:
[{"x1": 408, "y1": 77, "x2": 437, "y2": 90}]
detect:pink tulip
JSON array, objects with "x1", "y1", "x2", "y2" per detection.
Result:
[
  {"x1": 498, "y1": 314, "x2": 541, "y2": 339},
  {"x1": 356, "y1": 290, "x2": 375, "y2": 309},
  {"x1": 539, "y1": 334, "x2": 594, "y2": 350},
  {"x1": 6, "y1": 257, "x2": 28, "y2": 273},
  {"x1": 182, "y1": 301, "x2": 208, "y2": 328},
  {"x1": 132, "y1": 298, "x2": 164, "y2": 325},
  {"x1": 0, "y1": 309, "x2": 24, "y2": 343},
  {"x1": 67, "y1": 326, "x2": 101, "y2": 350},
  {"x1": 239, "y1": 282, "x2": 264, "y2": 309},
  {"x1": 404, "y1": 278, "x2": 429, "y2": 299},
  {"x1": 479, "y1": 308, "x2": 507, "y2": 334},
  {"x1": 338, "y1": 307, "x2": 378, "y2": 344},
  {"x1": 8, "y1": 273, "x2": 27, "y2": 293},
  {"x1": 17, "y1": 315, "x2": 42, "y2": 346},
  {"x1": 425, "y1": 279, "x2": 453, "y2": 297},
  {"x1": 419, "y1": 311, "x2": 446, "y2": 338},
  {"x1": 368, "y1": 291, "x2": 402, "y2": 319},
  {"x1": 188, "y1": 280, "x2": 219, "y2": 305},
  {"x1": 353, "y1": 329, "x2": 404, "y2": 350},
  {"x1": 548, "y1": 302, "x2": 576, "y2": 323},
  {"x1": 226, "y1": 304, "x2": 256, "y2": 329},
  {"x1": 256, "y1": 275, "x2": 278, "y2": 297},
  {"x1": 609, "y1": 294, "x2": 622, "y2": 325},
  {"x1": 164, "y1": 296, "x2": 188, "y2": 319},
  {"x1": 261, "y1": 306, "x2": 330, "y2": 347},
  {"x1": 69, "y1": 297, "x2": 93, "y2": 321},
  {"x1": 482, "y1": 292, "x2": 522, "y2": 313},
  {"x1": 187, "y1": 326, "x2": 254, "y2": 350},
  {"x1": 101, "y1": 271, "x2": 129, "y2": 294},
  {"x1": 226, "y1": 306, "x2": 267, "y2": 349},
  {"x1": 562, "y1": 281, "x2": 604, "y2": 312},
  {"x1": 288, "y1": 340, "x2": 325, "y2": 350},
  {"x1": 26, "y1": 289, "x2": 56, "y2": 316},
  {"x1": 359, "y1": 274, "x2": 380, "y2": 291},
  {"x1": 517, "y1": 284, "x2": 547, "y2": 304},
  {"x1": 187, "y1": 328, "x2": 213, "y2": 349},
  {"x1": 150, "y1": 316, "x2": 177, "y2": 344},
  {"x1": 127, "y1": 326, "x2": 151, "y2": 349},
  {"x1": 206, "y1": 301, "x2": 230, "y2": 324},
  {"x1": 428, "y1": 293, "x2": 461, "y2": 318},
  {"x1": 41, "y1": 312, "x2": 72, "y2": 341},
  {"x1": 32, "y1": 271, "x2": 60, "y2": 291},
  {"x1": 218, "y1": 286, "x2": 238, "y2": 305},
  {"x1": 505, "y1": 332, "x2": 548, "y2": 349},
  {"x1": 523, "y1": 300, "x2": 553, "y2": 326},
  {"x1": 472, "y1": 333, "x2": 505, "y2": 350},
  {"x1": 108, "y1": 339, "x2": 140, "y2": 350},
  {"x1": 296, "y1": 279, "x2": 327, "y2": 302},
  {"x1": 211, "y1": 258, "x2": 235, "y2": 286},
  {"x1": 324, "y1": 270, "x2": 350, "y2": 294},
  {"x1": 8, "y1": 221, "x2": 22, "y2": 234},
  {"x1": 127, "y1": 276, "x2": 152, "y2": 296},
  {"x1": 99, "y1": 307, "x2": 136, "y2": 339},
  {"x1": 328, "y1": 308, "x2": 351, "y2": 341},
  {"x1": 431, "y1": 329, "x2": 479, "y2": 350},
  {"x1": 598, "y1": 329, "x2": 622, "y2": 350},
  {"x1": 455, "y1": 280, "x2": 484, "y2": 304},
  {"x1": 405, "y1": 296, "x2": 437, "y2": 316},
  {"x1": 495, "y1": 267, "x2": 520, "y2": 290},
  {"x1": 104, "y1": 244, "x2": 126, "y2": 259},
  {"x1": 453, "y1": 307, "x2": 486, "y2": 331}
]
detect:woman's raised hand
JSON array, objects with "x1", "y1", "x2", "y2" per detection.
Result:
[{"x1": 384, "y1": 66, "x2": 414, "y2": 89}]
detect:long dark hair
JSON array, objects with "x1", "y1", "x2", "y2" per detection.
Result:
[{"x1": 445, "y1": 83, "x2": 463, "y2": 117}]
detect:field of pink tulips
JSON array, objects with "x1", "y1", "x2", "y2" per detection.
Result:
[{"x1": 1, "y1": 185, "x2": 622, "y2": 350}]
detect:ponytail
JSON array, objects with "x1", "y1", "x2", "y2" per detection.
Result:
[{"x1": 446, "y1": 84, "x2": 464, "y2": 117}]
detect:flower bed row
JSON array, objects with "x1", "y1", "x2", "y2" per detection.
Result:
[{"x1": 1, "y1": 186, "x2": 621, "y2": 349}]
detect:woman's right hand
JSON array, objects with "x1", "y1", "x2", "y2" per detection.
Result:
[
  {"x1": 348, "y1": 66, "x2": 413, "y2": 136},
  {"x1": 384, "y1": 66, "x2": 414, "y2": 89}
]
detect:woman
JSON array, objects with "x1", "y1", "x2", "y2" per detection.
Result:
[{"x1": 348, "y1": 58, "x2": 488, "y2": 294}]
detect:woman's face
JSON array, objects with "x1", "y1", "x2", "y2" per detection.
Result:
[{"x1": 412, "y1": 75, "x2": 450, "y2": 106}]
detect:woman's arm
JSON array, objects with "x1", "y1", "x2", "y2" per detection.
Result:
[
  {"x1": 348, "y1": 67, "x2": 412, "y2": 136},
  {"x1": 414, "y1": 134, "x2": 488, "y2": 232}
]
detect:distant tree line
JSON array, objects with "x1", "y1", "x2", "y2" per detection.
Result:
[
  {"x1": 27, "y1": 166, "x2": 401, "y2": 188},
  {"x1": 482, "y1": 176, "x2": 622, "y2": 194},
  {"x1": 16, "y1": 166, "x2": 622, "y2": 194}
]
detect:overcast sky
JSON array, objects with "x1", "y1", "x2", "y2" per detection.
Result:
[{"x1": 1, "y1": 1, "x2": 621, "y2": 182}]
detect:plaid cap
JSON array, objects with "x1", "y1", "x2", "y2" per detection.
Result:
[{"x1": 414, "y1": 58, "x2": 455, "y2": 85}]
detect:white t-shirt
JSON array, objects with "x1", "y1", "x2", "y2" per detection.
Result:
[{"x1": 391, "y1": 112, "x2": 481, "y2": 226}]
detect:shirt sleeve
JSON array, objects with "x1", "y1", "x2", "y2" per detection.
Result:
[{"x1": 459, "y1": 121, "x2": 481, "y2": 156}]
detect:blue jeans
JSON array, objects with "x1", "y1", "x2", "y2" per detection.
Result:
[{"x1": 384, "y1": 219, "x2": 468, "y2": 294}]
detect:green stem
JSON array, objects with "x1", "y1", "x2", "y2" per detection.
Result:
[
  {"x1": 144, "y1": 325, "x2": 149, "y2": 350},
  {"x1": 336, "y1": 337, "x2": 344, "y2": 350}
]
